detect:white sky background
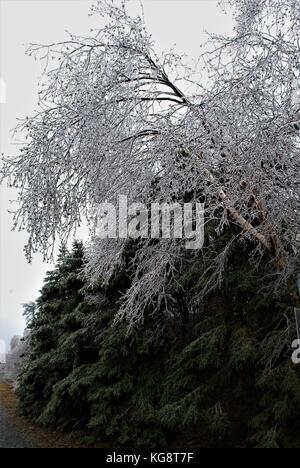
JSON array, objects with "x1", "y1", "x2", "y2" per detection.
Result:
[{"x1": 0, "y1": 0, "x2": 234, "y2": 350}]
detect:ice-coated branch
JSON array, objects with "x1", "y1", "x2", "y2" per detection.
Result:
[{"x1": 1, "y1": 0, "x2": 300, "y2": 325}]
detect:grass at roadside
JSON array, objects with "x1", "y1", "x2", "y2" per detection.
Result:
[{"x1": 0, "y1": 380, "x2": 88, "y2": 448}]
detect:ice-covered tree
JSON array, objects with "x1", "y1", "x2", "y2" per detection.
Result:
[
  {"x1": 1, "y1": 0, "x2": 300, "y2": 326},
  {"x1": 5, "y1": 303, "x2": 36, "y2": 385},
  {"x1": 5, "y1": 331, "x2": 31, "y2": 386}
]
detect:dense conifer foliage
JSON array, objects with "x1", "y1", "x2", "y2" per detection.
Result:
[
  {"x1": 18, "y1": 239, "x2": 300, "y2": 448},
  {"x1": 1, "y1": 0, "x2": 299, "y2": 449}
]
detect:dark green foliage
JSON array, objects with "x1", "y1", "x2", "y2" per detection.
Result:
[{"x1": 18, "y1": 238, "x2": 300, "y2": 448}]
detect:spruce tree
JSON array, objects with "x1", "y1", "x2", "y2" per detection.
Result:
[{"x1": 18, "y1": 235, "x2": 300, "y2": 448}]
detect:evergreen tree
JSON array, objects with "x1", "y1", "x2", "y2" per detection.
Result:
[
  {"x1": 19, "y1": 241, "x2": 87, "y2": 420},
  {"x1": 18, "y1": 236, "x2": 300, "y2": 448}
]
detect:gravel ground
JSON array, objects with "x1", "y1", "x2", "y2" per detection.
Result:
[{"x1": 0, "y1": 405, "x2": 38, "y2": 448}]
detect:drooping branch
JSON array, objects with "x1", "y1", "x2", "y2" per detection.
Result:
[
  {"x1": 203, "y1": 170, "x2": 271, "y2": 249},
  {"x1": 1, "y1": 0, "x2": 299, "y2": 325}
]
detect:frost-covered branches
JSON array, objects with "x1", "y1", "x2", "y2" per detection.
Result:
[
  {"x1": 1, "y1": 0, "x2": 300, "y2": 325},
  {"x1": 5, "y1": 331, "x2": 31, "y2": 387}
]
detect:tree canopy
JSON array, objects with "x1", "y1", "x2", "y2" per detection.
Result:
[{"x1": 1, "y1": 0, "x2": 300, "y2": 324}]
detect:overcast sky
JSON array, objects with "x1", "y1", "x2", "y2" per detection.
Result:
[{"x1": 0, "y1": 0, "x2": 234, "y2": 351}]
